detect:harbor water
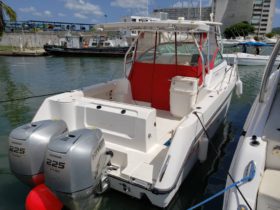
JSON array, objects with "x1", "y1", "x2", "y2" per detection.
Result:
[{"x1": 0, "y1": 56, "x2": 264, "y2": 210}]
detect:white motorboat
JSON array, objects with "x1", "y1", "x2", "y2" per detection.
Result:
[
  {"x1": 222, "y1": 38, "x2": 241, "y2": 46},
  {"x1": 223, "y1": 39, "x2": 280, "y2": 210},
  {"x1": 8, "y1": 20, "x2": 239, "y2": 210},
  {"x1": 263, "y1": 36, "x2": 277, "y2": 44},
  {"x1": 222, "y1": 37, "x2": 256, "y2": 46},
  {"x1": 223, "y1": 52, "x2": 280, "y2": 66}
]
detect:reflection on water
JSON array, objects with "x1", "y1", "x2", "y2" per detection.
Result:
[
  {"x1": 0, "y1": 58, "x2": 31, "y2": 127},
  {"x1": 0, "y1": 56, "x2": 265, "y2": 210}
]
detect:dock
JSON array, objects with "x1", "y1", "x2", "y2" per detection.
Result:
[{"x1": 0, "y1": 48, "x2": 47, "y2": 56}]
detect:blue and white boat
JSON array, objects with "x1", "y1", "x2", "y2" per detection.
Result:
[{"x1": 223, "y1": 41, "x2": 280, "y2": 66}]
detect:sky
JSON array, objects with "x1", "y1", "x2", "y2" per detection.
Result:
[{"x1": 3, "y1": 0, "x2": 280, "y2": 27}]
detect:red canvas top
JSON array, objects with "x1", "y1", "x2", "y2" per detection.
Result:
[
  {"x1": 129, "y1": 62, "x2": 202, "y2": 111},
  {"x1": 128, "y1": 31, "x2": 220, "y2": 111}
]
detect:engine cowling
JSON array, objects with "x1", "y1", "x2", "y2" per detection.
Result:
[
  {"x1": 9, "y1": 120, "x2": 67, "y2": 186},
  {"x1": 44, "y1": 128, "x2": 111, "y2": 210}
]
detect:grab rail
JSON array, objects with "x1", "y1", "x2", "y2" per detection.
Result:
[
  {"x1": 123, "y1": 32, "x2": 143, "y2": 78},
  {"x1": 259, "y1": 39, "x2": 280, "y2": 103},
  {"x1": 192, "y1": 33, "x2": 206, "y2": 87}
]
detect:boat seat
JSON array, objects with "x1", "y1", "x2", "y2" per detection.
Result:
[
  {"x1": 83, "y1": 79, "x2": 134, "y2": 104},
  {"x1": 81, "y1": 98, "x2": 157, "y2": 152},
  {"x1": 83, "y1": 81, "x2": 116, "y2": 99},
  {"x1": 129, "y1": 62, "x2": 202, "y2": 111},
  {"x1": 177, "y1": 54, "x2": 199, "y2": 66},
  {"x1": 257, "y1": 169, "x2": 280, "y2": 210}
]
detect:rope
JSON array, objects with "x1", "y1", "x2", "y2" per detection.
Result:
[
  {"x1": 187, "y1": 169, "x2": 255, "y2": 210},
  {"x1": 190, "y1": 111, "x2": 253, "y2": 210},
  {"x1": 0, "y1": 90, "x2": 69, "y2": 103}
]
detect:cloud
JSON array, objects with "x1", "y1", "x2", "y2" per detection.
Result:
[
  {"x1": 134, "y1": 9, "x2": 149, "y2": 16},
  {"x1": 33, "y1": 12, "x2": 42, "y2": 17},
  {"x1": 58, "y1": 13, "x2": 66, "y2": 17},
  {"x1": 19, "y1": 6, "x2": 53, "y2": 17},
  {"x1": 173, "y1": 0, "x2": 212, "y2": 7},
  {"x1": 65, "y1": 0, "x2": 103, "y2": 16},
  {"x1": 173, "y1": 1, "x2": 188, "y2": 7},
  {"x1": 74, "y1": 13, "x2": 87, "y2": 19},
  {"x1": 44, "y1": 10, "x2": 52, "y2": 17},
  {"x1": 111, "y1": 0, "x2": 148, "y2": 9},
  {"x1": 19, "y1": 6, "x2": 36, "y2": 13},
  {"x1": 276, "y1": 8, "x2": 280, "y2": 15},
  {"x1": 111, "y1": 0, "x2": 151, "y2": 17}
]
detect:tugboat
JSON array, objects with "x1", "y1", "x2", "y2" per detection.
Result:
[
  {"x1": 44, "y1": 34, "x2": 129, "y2": 57},
  {"x1": 9, "y1": 19, "x2": 240, "y2": 210}
]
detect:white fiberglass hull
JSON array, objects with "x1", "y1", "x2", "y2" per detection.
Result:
[
  {"x1": 223, "y1": 53, "x2": 280, "y2": 66},
  {"x1": 29, "y1": 64, "x2": 237, "y2": 208},
  {"x1": 223, "y1": 68, "x2": 280, "y2": 210},
  {"x1": 108, "y1": 83, "x2": 234, "y2": 207}
]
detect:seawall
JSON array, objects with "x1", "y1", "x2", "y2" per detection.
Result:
[{"x1": 0, "y1": 32, "x2": 94, "y2": 48}]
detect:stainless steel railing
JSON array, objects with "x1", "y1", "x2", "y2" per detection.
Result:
[{"x1": 259, "y1": 39, "x2": 280, "y2": 103}]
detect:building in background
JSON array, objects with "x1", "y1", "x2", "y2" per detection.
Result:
[
  {"x1": 214, "y1": 0, "x2": 276, "y2": 36},
  {"x1": 251, "y1": 0, "x2": 276, "y2": 35},
  {"x1": 153, "y1": 7, "x2": 212, "y2": 21},
  {"x1": 214, "y1": 0, "x2": 254, "y2": 32}
]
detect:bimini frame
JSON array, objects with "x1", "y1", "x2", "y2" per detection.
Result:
[{"x1": 96, "y1": 20, "x2": 223, "y2": 88}]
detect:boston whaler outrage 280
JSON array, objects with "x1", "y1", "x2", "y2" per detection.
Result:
[{"x1": 8, "y1": 20, "x2": 240, "y2": 210}]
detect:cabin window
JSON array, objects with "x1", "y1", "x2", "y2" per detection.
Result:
[
  {"x1": 155, "y1": 42, "x2": 199, "y2": 65},
  {"x1": 137, "y1": 48, "x2": 155, "y2": 63},
  {"x1": 155, "y1": 43, "x2": 176, "y2": 64},
  {"x1": 176, "y1": 42, "x2": 199, "y2": 66},
  {"x1": 214, "y1": 51, "x2": 224, "y2": 67},
  {"x1": 206, "y1": 27, "x2": 221, "y2": 69},
  {"x1": 136, "y1": 31, "x2": 200, "y2": 66},
  {"x1": 136, "y1": 32, "x2": 158, "y2": 63}
]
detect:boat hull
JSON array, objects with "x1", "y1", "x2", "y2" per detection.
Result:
[
  {"x1": 108, "y1": 89, "x2": 233, "y2": 208},
  {"x1": 224, "y1": 53, "x2": 280, "y2": 66},
  {"x1": 43, "y1": 45, "x2": 129, "y2": 57},
  {"x1": 223, "y1": 70, "x2": 280, "y2": 210}
]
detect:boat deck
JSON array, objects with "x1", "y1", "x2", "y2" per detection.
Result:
[
  {"x1": 47, "y1": 92, "x2": 183, "y2": 184},
  {"x1": 263, "y1": 85, "x2": 280, "y2": 144},
  {"x1": 156, "y1": 109, "x2": 181, "y2": 145},
  {"x1": 256, "y1": 84, "x2": 280, "y2": 210},
  {"x1": 263, "y1": 84, "x2": 280, "y2": 170}
]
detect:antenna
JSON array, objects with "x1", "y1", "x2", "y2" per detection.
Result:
[
  {"x1": 199, "y1": 0, "x2": 202, "y2": 20},
  {"x1": 147, "y1": 0, "x2": 149, "y2": 16}
]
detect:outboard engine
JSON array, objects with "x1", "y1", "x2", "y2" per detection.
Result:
[
  {"x1": 44, "y1": 128, "x2": 112, "y2": 210},
  {"x1": 9, "y1": 120, "x2": 67, "y2": 186}
]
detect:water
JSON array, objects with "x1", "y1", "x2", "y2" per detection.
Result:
[{"x1": 0, "y1": 56, "x2": 265, "y2": 210}]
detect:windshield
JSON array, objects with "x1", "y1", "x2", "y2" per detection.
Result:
[
  {"x1": 137, "y1": 39, "x2": 200, "y2": 66},
  {"x1": 136, "y1": 32, "x2": 199, "y2": 66}
]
